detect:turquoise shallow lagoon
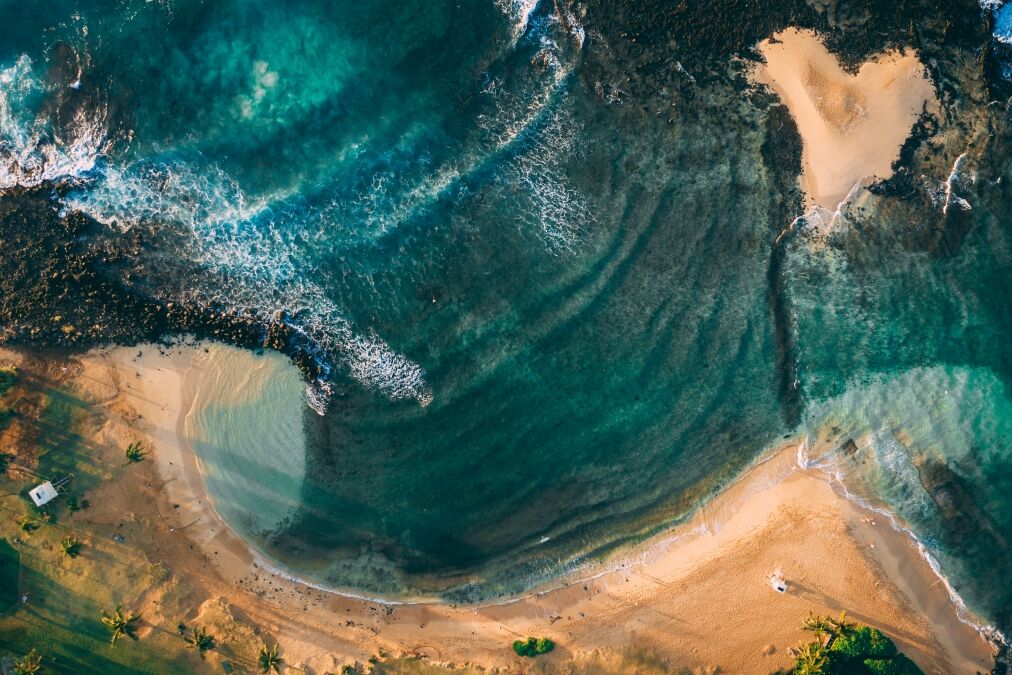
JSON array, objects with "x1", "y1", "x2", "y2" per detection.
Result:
[{"x1": 0, "y1": 0, "x2": 1011, "y2": 633}]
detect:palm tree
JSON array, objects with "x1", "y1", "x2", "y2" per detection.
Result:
[
  {"x1": 61, "y1": 536, "x2": 82, "y2": 558},
  {"x1": 13, "y1": 648, "x2": 42, "y2": 675},
  {"x1": 790, "y1": 641, "x2": 828, "y2": 675},
  {"x1": 125, "y1": 442, "x2": 146, "y2": 462},
  {"x1": 101, "y1": 604, "x2": 140, "y2": 645},
  {"x1": 258, "y1": 643, "x2": 282, "y2": 672},
  {"x1": 17, "y1": 516, "x2": 38, "y2": 533},
  {"x1": 801, "y1": 613, "x2": 834, "y2": 643},
  {"x1": 829, "y1": 610, "x2": 857, "y2": 639},
  {"x1": 184, "y1": 626, "x2": 215, "y2": 657}
]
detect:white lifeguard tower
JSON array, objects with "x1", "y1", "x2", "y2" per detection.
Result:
[
  {"x1": 27, "y1": 474, "x2": 74, "y2": 507},
  {"x1": 28, "y1": 481, "x2": 59, "y2": 507}
]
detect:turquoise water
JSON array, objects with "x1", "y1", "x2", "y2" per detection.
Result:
[{"x1": 1, "y1": 0, "x2": 1011, "y2": 631}]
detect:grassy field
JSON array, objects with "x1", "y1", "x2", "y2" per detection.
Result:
[{"x1": 0, "y1": 370, "x2": 205, "y2": 673}]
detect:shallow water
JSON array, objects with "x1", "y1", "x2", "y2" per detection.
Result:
[
  {"x1": 184, "y1": 345, "x2": 308, "y2": 541},
  {"x1": 1, "y1": 0, "x2": 1011, "y2": 631}
]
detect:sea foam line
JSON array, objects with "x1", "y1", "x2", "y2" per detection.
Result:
[{"x1": 797, "y1": 436, "x2": 1009, "y2": 649}]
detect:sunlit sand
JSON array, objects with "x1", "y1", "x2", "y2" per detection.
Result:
[{"x1": 753, "y1": 28, "x2": 938, "y2": 208}]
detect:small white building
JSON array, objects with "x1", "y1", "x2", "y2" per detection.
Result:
[{"x1": 28, "y1": 481, "x2": 59, "y2": 507}]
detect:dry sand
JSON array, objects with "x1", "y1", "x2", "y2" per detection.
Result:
[
  {"x1": 752, "y1": 28, "x2": 938, "y2": 209},
  {"x1": 69, "y1": 342, "x2": 996, "y2": 673}
]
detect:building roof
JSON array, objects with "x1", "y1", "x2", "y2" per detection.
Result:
[{"x1": 28, "y1": 481, "x2": 59, "y2": 507}]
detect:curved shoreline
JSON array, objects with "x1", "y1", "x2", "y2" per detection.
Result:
[{"x1": 74, "y1": 340, "x2": 999, "y2": 672}]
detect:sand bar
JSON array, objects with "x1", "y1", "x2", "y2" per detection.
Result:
[
  {"x1": 68, "y1": 342, "x2": 996, "y2": 672},
  {"x1": 752, "y1": 28, "x2": 938, "y2": 209}
]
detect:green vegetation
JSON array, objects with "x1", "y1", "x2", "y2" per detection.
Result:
[
  {"x1": 831, "y1": 625, "x2": 897, "y2": 660},
  {"x1": 0, "y1": 408, "x2": 15, "y2": 434},
  {"x1": 792, "y1": 641, "x2": 828, "y2": 675},
  {"x1": 17, "y1": 516, "x2": 39, "y2": 534},
  {"x1": 862, "y1": 655, "x2": 923, "y2": 675},
  {"x1": 0, "y1": 538, "x2": 19, "y2": 610},
  {"x1": 124, "y1": 442, "x2": 146, "y2": 463},
  {"x1": 0, "y1": 366, "x2": 18, "y2": 434},
  {"x1": 0, "y1": 366, "x2": 17, "y2": 397},
  {"x1": 184, "y1": 626, "x2": 215, "y2": 657},
  {"x1": 100, "y1": 604, "x2": 140, "y2": 646},
  {"x1": 259, "y1": 643, "x2": 282, "y2": 672},
  {"x1": 789, "y1": 612, "x2": 923, "y2": 675},
  {"x1": 511, "y1": 636, "x2": 555, "y2": 657},
  {"x1": 0, "y1": 376, "x2": 200, "y2": 673},
  {"x1": 60, "y1": 536, "x2": 82, "y2": 558},
  {"x1": 13, "y1": 648, "x2": 42, "y2": 675},
  {"x1": 0, "y1": 452, "x2": 12, "y2": 472}
]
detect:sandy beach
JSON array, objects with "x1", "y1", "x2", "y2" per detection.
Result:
[
  {"x1": 59, "y1": 341, "x2": 997, "y2": 673},
  {"x1": 752, "y1": 28, "x2": 938, "y2": 210}
]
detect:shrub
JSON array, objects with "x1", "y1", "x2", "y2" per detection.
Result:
[
  {"x1": 0, "y1": 409, "x2": 14, "y2": 433},
  {"x1": 830, "y1": 626, "x2": 898, "y2": 660},
  {"x1": 863, "y1": 654, "x2": 923, "y2": 675},
  {"x1": 512, "y1": 636, "x2": 555, "y2": 657}
]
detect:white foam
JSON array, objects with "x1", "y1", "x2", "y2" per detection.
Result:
[
  {"x1": 495, "y1": 0, "x2": 541, "y2": 45},
  {"x1": 66, "y1": 152, "x2": 434, "y2": 408},
  {"x1": 810, "y1": 440, "x2": 1006, "y2": 646},
  {"x1": 998, "y1": 4, "x2": 1012, "y2": 44},
  {"x1": 931, "y1": 151, "x2": 974, "y2": 215},
  {"x1": 0, "y1": 55, "x2": 109, "y2": 191}
]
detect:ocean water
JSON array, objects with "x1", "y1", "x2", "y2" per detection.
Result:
[{"x1": 1, "y1": 0, "x2": 1011, "y2": 632}]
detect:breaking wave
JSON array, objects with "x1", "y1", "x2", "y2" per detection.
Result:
[
  {"x1": 0, "y1": 55, "x2": 109, "y2": 191},
  {"x1": 0, "y1": 2, "x2": 591, "y2": 404},
  {"x1": 66, "y1": 153, "x2": 433, "y2": 410}
]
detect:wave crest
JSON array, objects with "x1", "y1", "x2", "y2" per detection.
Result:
[{"x1": 0, "y1": 55, "x2": 109, "y2": 191}]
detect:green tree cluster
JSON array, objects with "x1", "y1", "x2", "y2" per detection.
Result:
[
  {"x1": 512, "y1": 636, "x2": 555, "y2": 657},
  {"x1": 791, "y1": 612, "x2": 923, "y2": 675}
]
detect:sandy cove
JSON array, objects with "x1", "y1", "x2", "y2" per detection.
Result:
[
  {"x1": 69, "y1": 342, "x2": 995, "y2": 673},
  {"x1": 751, "y1": 28, "x2": 938, "y2": 211}
]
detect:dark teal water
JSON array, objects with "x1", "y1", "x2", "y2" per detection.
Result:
[{"x1": 1, "y1": 0, "x2": 1011, "y2": 632}]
